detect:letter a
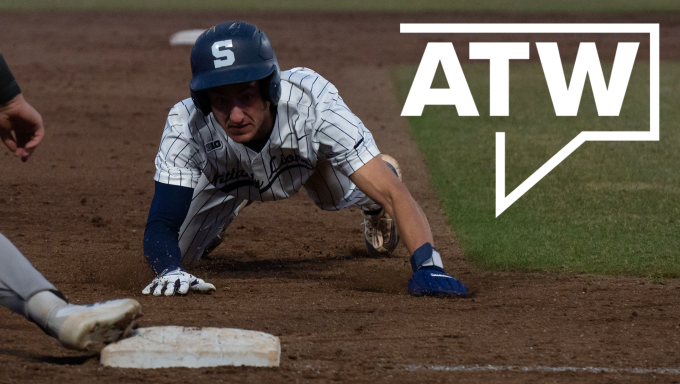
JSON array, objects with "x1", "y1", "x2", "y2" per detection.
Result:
[{"x1": 401, "y1": 43, "x2": 479, "y2": 117}]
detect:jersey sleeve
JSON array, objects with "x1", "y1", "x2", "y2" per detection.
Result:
[
  {"x1": 153, "y1": 106, "x2": 204, "y2": 188},
  {"x1": 313, "y1": 91, "x2": 380, "y2": 177},
  {"x1": 0, "y1": 53, "x2": 21, "y2": 104}
]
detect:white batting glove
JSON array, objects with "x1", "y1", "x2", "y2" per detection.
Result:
[{"x1": 142, "y1": 268, "x2": 216, "y2": 297}]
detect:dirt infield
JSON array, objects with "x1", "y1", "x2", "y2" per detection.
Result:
[{"x1": 1, "y1": 11, "x2": 679, "y2": 383}]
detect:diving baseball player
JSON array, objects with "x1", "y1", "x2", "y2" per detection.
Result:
[
  {"x1": 142, "y1": 21, "x2": 468, "y2": 297},
  {"x1": 0, "y1": 51, "x2": 141, "y2": 350}
]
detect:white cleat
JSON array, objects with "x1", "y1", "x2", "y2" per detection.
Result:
[
  {"x1": 46, "y1": 299, "x2": 142, "y2": 351},
  {"x1": 363, "y1": 154, "x2": 402, "y2": 255}
]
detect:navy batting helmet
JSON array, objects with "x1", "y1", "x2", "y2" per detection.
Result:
[{"x1": 189, "y1": 21, "x2": 281, "y2": 115}]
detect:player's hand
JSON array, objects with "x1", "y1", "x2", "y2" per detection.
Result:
[
  {"x1": 142, "y1": 268, "x2": 216, "y2": 296},
  {"x1": 408, "y1": 266, "x2": 468, "y2": 297},
  {"x1": 0, "y1": 94, "x2": 45, "y2": 162}
]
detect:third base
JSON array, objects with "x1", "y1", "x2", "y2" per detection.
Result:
[{"x1": 100, "y1": 326, "x2": 280, "y2": 369}]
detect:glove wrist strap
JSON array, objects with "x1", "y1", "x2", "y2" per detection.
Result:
[
  {"x1": 159, "y1": 267, "x2": 184, "y2": 276},
  {"x1": 409, "y1": 242, "x2": 444, "y2": 273}
]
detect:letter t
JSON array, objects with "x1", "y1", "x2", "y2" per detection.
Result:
[{"x1": 469, "y1": 42, "x2": 530, "y2": 116}]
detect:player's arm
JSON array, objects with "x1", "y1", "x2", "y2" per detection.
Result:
[
  {"x1": 0, "y1": 53, "x2": 45, "y2": 162},
  {"x1": 349, "y1": 157, "x2": 433, "y2": 253},
  {"x1": 142, "y1": 182, "x2": 215, "y2": 296},
  {"x1": 143, "y1": 182, "x2": 193, "y2": 275},
  {"x1": 142, "y1": 107, "x2": 215, "y2": 296},
  {"x1": 312, "y1": 89, "x2": 433, "y2": 254},
  {"x1": 349, "y1": 155, "x2": 467, "y2": 297},
  {"x1": 316, "y1": 89, "x2": 467, "y2": 296}
]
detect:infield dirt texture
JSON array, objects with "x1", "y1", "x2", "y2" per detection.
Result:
[{"x1": 1, "y1": 11, "x2": 679, "y2": 384}]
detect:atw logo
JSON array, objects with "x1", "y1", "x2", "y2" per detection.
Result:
[{"x1": 401, "y1": 24, "x2": 659, "y2": 217}]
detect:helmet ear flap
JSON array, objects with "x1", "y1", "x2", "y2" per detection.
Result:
[
  {"x1": 268, "y1": 68, "x2": 281, "y2": 105},
  {"x1": 258, "y1": 71, "x2": 281, "y2": 106},
  {"x1": 191, "y1": 90, "x2": 212, "y2": 115}
]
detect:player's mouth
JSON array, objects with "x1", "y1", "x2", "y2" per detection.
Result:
[
  {"x1": 226, "y1": 124, "x2": 256, "y2": 142},
  {"x1": 227, "y1": 124, "x2": 251, "y2": 133}
]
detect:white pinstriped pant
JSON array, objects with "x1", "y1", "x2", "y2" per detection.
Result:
[{"x1": 178, "y1": 161, "x2": 380, "y2": 263}]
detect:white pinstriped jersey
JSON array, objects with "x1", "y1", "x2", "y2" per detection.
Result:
[{"x1": 153, "y1": 67, "x2": 380, "y2": 210}]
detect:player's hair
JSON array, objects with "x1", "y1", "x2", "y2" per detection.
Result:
[{"x1": 189, "y1": 21, "x2": 281, "y2": 115}]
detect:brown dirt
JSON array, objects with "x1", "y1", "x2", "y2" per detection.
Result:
[{"x1": 1, "y1": 11, "x2": 679, "y2": 384}]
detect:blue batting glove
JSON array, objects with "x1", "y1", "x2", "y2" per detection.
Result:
[
  {"x1": 407, "y1": 243, "x2": 468, "y2": 297},
  {"x1": 408, "y1": 266, "x2": 468, "y2": 297}
]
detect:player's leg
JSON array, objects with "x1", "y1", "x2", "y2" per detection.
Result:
[
  {"x1": 0, "y1": 233, "x2": 141, "y2": 350},
  {"x1": 0, "y1": 233, "x2": 65, "y2": 319},
  {"x1": 0, "y1": 233, "x2": 58, "y2": 311},
  {"x1": 303, "y1": 155, "x2": 402, "y2": 254},
  {"x1": 178, "y1": 173, "x2": 249, "y2": 263}
]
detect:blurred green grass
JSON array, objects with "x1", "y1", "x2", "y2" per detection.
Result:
[
  {"x1": 1, "y1": 0, "x2": 679, "y2": 12},
  {"x1": 393, "y1": 60, "x2": 680, "y2": 277}
]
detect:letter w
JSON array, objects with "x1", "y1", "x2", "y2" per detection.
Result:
[{"x1": 537, "y1": 42, "x2": 639, "y2": 116}]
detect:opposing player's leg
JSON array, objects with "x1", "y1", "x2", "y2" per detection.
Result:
[
  {"x1": 0, "y1": 233, "x2": 141, "y2": 350},
  {"x1": 0, "y1": 233, "x2": 57, "y2": 316},
  {"x1": 178, "y1": 173, "x2": 249, "y2": 263},
  {"x1": 303, "y1": 154, "x2": 400, "y2": 254}
]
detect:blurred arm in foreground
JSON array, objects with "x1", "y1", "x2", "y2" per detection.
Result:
[{"x1": 0, "y1": 53, "x2": 44, "y2": 162}]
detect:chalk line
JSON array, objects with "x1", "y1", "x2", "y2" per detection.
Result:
[{"x1": 402, "y1": 363, "x2": 680, "y2": 375}]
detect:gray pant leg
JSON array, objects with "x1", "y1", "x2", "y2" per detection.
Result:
[
  {"x1": 0, "y1": 233, "x2": 56, "y2": 318},
  {"x1": 0, "y1": 283, "x2": 30, "y2": 318}
]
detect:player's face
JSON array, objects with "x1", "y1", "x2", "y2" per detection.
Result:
[{"x1": 206, "y1": 81, "x2": 272, "y2": 144}]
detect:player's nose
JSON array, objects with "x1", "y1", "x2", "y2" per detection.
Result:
[{"x1": 229, "y1": 105, "x2": 245, "y2": 123}]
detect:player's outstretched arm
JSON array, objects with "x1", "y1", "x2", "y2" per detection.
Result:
[
  {"x1": 142, "y1": 181, "x2": 215, "y2": 296},
  {"x1": 350, "y1": 156, "x2": 468, "y2": 297},
  {"x1": 349, "y1": 156, "x2": 432, "y2": 254}
]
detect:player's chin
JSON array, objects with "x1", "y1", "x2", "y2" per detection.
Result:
[{"x1": 226, "y1": 127, "x2": 256, "y2": 143}]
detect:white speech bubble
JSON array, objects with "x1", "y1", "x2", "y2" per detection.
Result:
[{"x1": 400, "y1": 23, "x2": 660, "y2": 217}]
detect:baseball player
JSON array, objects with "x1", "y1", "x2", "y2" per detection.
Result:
[
  {"x1": 0, "y1": 51, "x2": 141, "y2": 350},
  {"x1": 142, "y1": 21, "x2": 468, "y2": 298}
]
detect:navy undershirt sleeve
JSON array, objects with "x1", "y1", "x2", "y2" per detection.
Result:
[
  {"x1": 0, "y1": 54, "x2": 21, "y2": 105},
  {"x1": 144, "y1": 181, "x2": 194, "y2": 275}
]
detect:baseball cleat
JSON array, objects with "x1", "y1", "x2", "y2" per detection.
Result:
[
  {"x1": 408, "y1": 266, "x2": 468, "y2": 297},
  {"x1": 363, "y1": 154, "x2": 402, "y2": 255},
  {"x1": 45, "y1": 299, "x2": 141, "y2": 351}
]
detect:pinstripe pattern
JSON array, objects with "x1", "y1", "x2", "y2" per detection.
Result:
[{"x1": 154, "y1": 68, "x2": 382, "y2": 261}]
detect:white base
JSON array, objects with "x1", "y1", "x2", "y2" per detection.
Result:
[
  {"x1": 100, "y1": 326, "x2": 280, "y2": 369},
  {"x1": 169, "y1": 30, "x2": 206, "y2": 45}
]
